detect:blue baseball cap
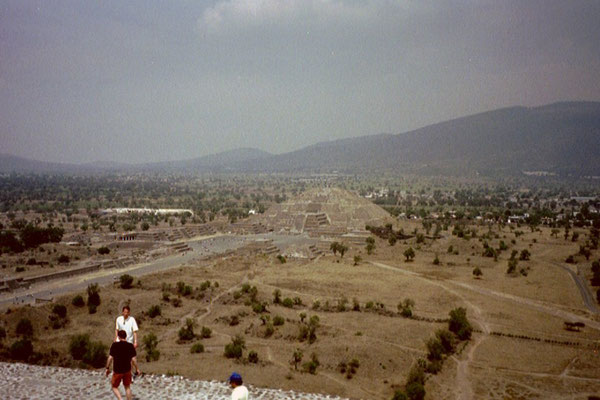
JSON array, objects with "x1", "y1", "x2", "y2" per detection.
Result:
[{"x1": 228, "y1": 372, "x2": 242, "y2": 384}]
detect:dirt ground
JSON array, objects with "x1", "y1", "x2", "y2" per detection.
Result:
[{"x1": 1, "y1": 224, "x2": 600, "y2": 399}]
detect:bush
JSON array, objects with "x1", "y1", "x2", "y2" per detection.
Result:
[
  {"x1": 16, "y1": 318, "x2": 33, "y2": 338},
  {"x1": 405, "y1": 382, "x2": 425, "y2": 400},
  {"x1": 302, "y1": 353, "x2": 320, "y2": 374},
  {"x1": 10, "y1": 339, "x2": 33, "y2": 361},
  {"x1": 72, "y1": 295, "x2": 85, "y2": 307},
  {"x1": 52, "y1": 304, "x2": 67, "y2": 319},
  {"x1": 26, "y1": 257, "x2": 37, "y2": 265},
  {"x1": 200, "y1": 326, "x2": 212, "y2": 339},
  {"x1": 147, "y1": 305, "x2": 161, "y2": 318},
  {"x1": 392, "y1": 391, "x2": 408, "y2": 400},
  {"x1": 97, "y1": 246, "x2": 110, "y2": 255},
  {"x1": 449, "y1": 307, "x2": 472, "y2": 340},
  {"x1": 0, "y1": 326, "x2": 6, "y2": 340},
  {"x1": 69, "y1": 334, "x2": 91, "y2": 360},
  {"x1": 436, "y1": 329, "x2": 456, "y2": 354},
  {"x1": 119, "y1": 274, "x2": 134, "y2": 289},
  {"x1": 82, "y1": 341, "x2": 107, "y2": 368},
  {"x1": 57, "y1": 254, "x2": 70, "y2": 264},
  {"x1": 273, "y1": 315, "x2": 285, "y2": 326},
  {"x1": 248, "y1": 350, "x2": 259, "y2": 363},
  {"x1": 272, "y1": 289, "x2": 281, "y2": 304},
  {"x1": 472, "y1": 267, "x2": 483, "y2": 278},
  {"x1": 190, "y1": 342, "x2": 204, "y2": 354},
  {"x1": 86, "y1": 283, "x2": 100, "y2": 307},
  {"x1": 282, "y1": 297, "x2": 294, "y2": 308},
  {"x1": 88, "y1": 303, "x2": 97, "y2": 314},
  {"x1": 142, "y1": 333, "x2": 160, "y2": 362},
  {"x1": 178, "y1": 319, "x2": 196, "y2": 341},
  {"x1": 224, "y1": 335, "x2": 245, "y2": 359},
  {"x1": 426, "y1": 337, "x2": 444, "y2": 361}
]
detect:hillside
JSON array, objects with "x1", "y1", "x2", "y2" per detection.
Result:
[
  {"x1": 2, "y1": 101, "x2": 599, "y2": 176},
  {"x1": 242, "y1": 101, "x2": 600, "y2": 176}
]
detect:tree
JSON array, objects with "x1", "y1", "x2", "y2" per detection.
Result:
[
  {"x1": 224, "y1": 335, "x2": 245, "y2": 359},
  {"x1": 272, "y1": 289, "x2": 281, "y2": 304},
  {"x1": 86, "y1": 283, "x2": 100, "y2": 307},
  {"x1": 398, "y1": 298, "x2": 415, "y2": 318},
  {"x1": 119, "y1": 274, "x2": 134, "y2": 289},
  {"x1": 330, "y1": 241, "x2": 340, "y2": 256},
  {"x1": 404, "y1": 247, "x2": 415, "y2": 262},
  {"x1": 338, "y1": 243, "x2": 348, "y2": 257},
  {"x1": 291, "y1": 348, "x2": 303, "y2": 370},
  {"x1": 448, "y1": 307, "x2": 472, "y2": 340},
  {"x1": 353, "y1": 255, "x2": 362, "y2": 266},
  {"x1": 143, "y1": 333, "x2": 160, "y2": 361},
  {"x1": 16, "y1": 319, "x2": 33, "y2": 338},
  {"x1": 507, "y1": 258, "x2": 518, "y2": 274},
  {"x1": 366, "y1": 242, "x2": 375, "y2": 255},
  {"x1": 97, "y1": 246, "x2": 110, "y2": 255}
]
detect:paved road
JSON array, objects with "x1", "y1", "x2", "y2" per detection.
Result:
[
  {"x1": 0, "y1": 233, "x2": 317, "y2": 308},
  {"x1": 0, "y1": 235, "x2": 248, "y2": 307},
  {"x1": 552, "y1": 262, "x2": 600, "y2": 315}
]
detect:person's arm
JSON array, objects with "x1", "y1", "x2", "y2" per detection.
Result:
[
  {"x1": 114, "y1": 318, "x2": 119, "y2": 342},
  {"x1": 105, "y1": 355, "x2": 113, "y2": 377},
  {"x1": 133, "y1": 330, "x2": 138, "y2": 349},
  {"x1": 132, "y1": 356, "x2": 141, "y2": 375}
]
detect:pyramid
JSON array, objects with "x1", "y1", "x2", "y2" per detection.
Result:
[{"x1": 256, "y1": 187, "x2": 391, "y2": 233}]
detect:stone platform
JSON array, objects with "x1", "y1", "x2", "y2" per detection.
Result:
[{"x1": 0, "y1": 362, "x2": 348, "y2": 400}]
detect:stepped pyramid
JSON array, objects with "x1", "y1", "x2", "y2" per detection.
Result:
[{"x1": 256, "y1": 187, "x2": 391, "y2": 234}]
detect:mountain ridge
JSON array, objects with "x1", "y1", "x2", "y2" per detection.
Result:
[{"x1": 2, "y1": 101, "x2": 599, "y2": 176}]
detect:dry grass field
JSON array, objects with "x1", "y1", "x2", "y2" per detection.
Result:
[{"x1": 1, "y1": 222, "x2": 599, "y2": 400}]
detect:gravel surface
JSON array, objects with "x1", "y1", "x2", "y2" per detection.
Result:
[{"x1": 0, "y1": 362, "x2": 349, "y2": 400}]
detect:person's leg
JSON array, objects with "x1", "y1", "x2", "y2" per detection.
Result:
[
  {"x1": 124, "y1": 385, "x2": 133, "y2": 400},
  {"x1": 111, "y1": 386, "x2": 123, "y2": 400}
]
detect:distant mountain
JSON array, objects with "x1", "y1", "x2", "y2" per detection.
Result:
[
  {"x1": 241, "y1": 101, "x2": 600, "y2": 176},
  {"x1": 140, "y1": 147, "x2": 272, "y2": 172},
  {"x1": 2, "y1": 102, "x2": 599, "y2": 176}
]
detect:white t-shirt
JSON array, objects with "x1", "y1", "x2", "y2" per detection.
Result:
[
  {"x1": 115, "y1": 315, "x2": 139, "y2": 344},
  {"x1": 231, "y1": 385, "x2": 248, "y2": 400}
]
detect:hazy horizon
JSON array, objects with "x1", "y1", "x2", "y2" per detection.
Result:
[{"x1": 2, "y1": 1, "x2": 599, "y2": 164}]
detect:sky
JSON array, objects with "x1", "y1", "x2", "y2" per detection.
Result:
[{"x1": 1, "y1": 0, "x2": 599, "y2": 164}]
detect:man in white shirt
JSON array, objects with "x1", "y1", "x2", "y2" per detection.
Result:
[
  {"x1": 228, "y1": 372, "x2": 248, "y2": 400},
  {"x1": 115, "y1": 305, "x2": 139, "y2": 349}
]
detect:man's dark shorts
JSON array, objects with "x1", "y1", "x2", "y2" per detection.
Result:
[{"x1": 111, "y1": 371, "x2": 132, "y2": 388}]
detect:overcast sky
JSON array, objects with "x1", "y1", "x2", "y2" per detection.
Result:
[{"x1": 1, "y1": 0, "x2": 599, "y2": 164}]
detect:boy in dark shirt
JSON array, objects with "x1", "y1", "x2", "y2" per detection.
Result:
[{"x1": 106, "y1": 330, "x2": 141, "y2": 400}]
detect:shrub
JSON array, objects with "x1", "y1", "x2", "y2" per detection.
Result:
[
  {"x1": 449, "y1": 307, "x2": 472, "y2": 340},
  {"x1": 26, "y1": 258, "x2": 37, "y2": 265},
  {"x1": 0, "y1": 326, "x2": 6, "y2": 340},
  {"x1": 190, "y1": 342, "x2": 204, "y2": 354},
  {"x1": 273, "y1": 315, "x2": 285, "y2": 326},
  {"x1": 71, "y1": 295, "x2": 85, "y2": 307},
  {"x1": 405, "y1": 382, "x2": 426, "y2": 400},
  {"x1": 248, "y1": 350, "x2": 259, "y2": 363},
  {"x1": 178, "y1": 319, "x2": 196, "y2": 342},
  {"x1": 119, "y1": 274, "x2": 134, "y2": 289},
  {"x1": 69, "y1": 334, "x2": 91, "y2": 360},
  {"x1": 392, "y1": 391, "x2": 408, "y2": 400},
  {"x1": 16, "y1": 318, "x2": 33, "y2": 338},
  {"x1": 52, "y1": 304, "x2": 67, "y2": 319},
  {"x1": 10, "y1": 339, "x2": 33, "y2": 361},
  {"x1": 507, "y1": 258, "x2": 518, "y2": 274},
  {"x1": 224, "y1": 335, "x2": 245, "y2": 359},
  {"x1": 272, "y1": 289, "x2": 281, "y2": 304},
  {"x1": 282, "y1": 297, "x2": 294, "y2": 308},
  {"x1": 82, "y1": 341, "x2": 107, "y2": 368},
  {"x1": 97, "y1": 246, "x2": 110, "y2": 255},
  {"x1": 303, "y1": 353, "x2": 320, "y2": 374},
  {"x1": 200, "y1": 326, "x2": 212, "y2": 339},
  {"x1": 398, "y1": 298, "x2": 415, "y2": 318},
  {"x1": 426, "y1": 337, "x2": 444, "y2": 361},
  {"x1": 147, "y1": 304, "x2": 161, "y2": 318},
  {"x1": 57, "y1": 254, "x2": 70, "y2": 264},
  {"x1": 143, "y1": 333, "x2": 160, "y2": 362},
  {"x1": 472, "y1": 267, "x2": 482, "y2": 278},
  {"x1": 88, "y1": 303, "x2": 97, "y2": 314},
  {"x1": 436, "y1": 329, "x2": 456, "y2": 354},
  {"x1": 86, "y1": 283, "x2": 100, "y2": 307}
]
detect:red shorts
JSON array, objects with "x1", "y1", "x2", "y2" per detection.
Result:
[{"x1": 111, "y1": 371, "x2": 132, "y2": 388}]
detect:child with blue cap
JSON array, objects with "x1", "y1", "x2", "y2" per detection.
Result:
[{"x1": 228, "y1": 372, "x2": 248, "y2": 400}]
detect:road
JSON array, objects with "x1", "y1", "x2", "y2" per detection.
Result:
[
  {"x1": 0, "y1": 233, "x2": 317, "y2": 308},
  {"x1": 552, "y1": 262, "x2": 600, "y2": 314}
]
